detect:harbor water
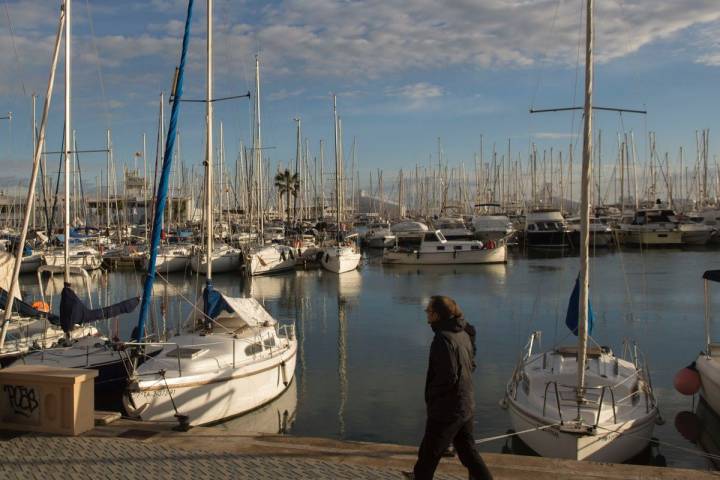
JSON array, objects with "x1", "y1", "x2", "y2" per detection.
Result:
[{"x1": 16, "y1": 247, "x2": 718, "y2": 471}]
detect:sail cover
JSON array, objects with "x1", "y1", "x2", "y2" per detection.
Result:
[
  {"x1": 202, "y1": 284, "x2": 276, "y2": 329},
  {"x1": 565, "y1": 276, "x2": 594, "y2": 337},
  {"x1": 60, "y1": 286, "x2": 139, "y2": 333},
  {"x1": 0, "y1": 288, "x2": 59, "y2": 325}
]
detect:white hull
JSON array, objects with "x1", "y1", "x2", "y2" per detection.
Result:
[
  {"x1": 618, "y1": 228, "x2": 682, "y2": 246},
  {"x1": 126, "y1": 338, "x2": 297, "y2": 426},
  {"x1": 246, "y1": 245, "x2": 297, "y2": 276},
  {"x1": 681, "y1": 229, "x2": 713, "y2": 246},
  {"x1": 697, "y1": 354, "x2": 720, "y2": 416},
  {"x1": 19, "y1": 253, "x2": 43, "y2": 274},
  {"x1": 383, "y1": 244, "x2": 507, "y2": 265},
  {"x1": 320, "y1": 247, "x2": 361, "y2": 274},
  {"x1": 190, "y1": 250, "x2": 242, "y2": 274},
  {"x1": 153, "y1": 254, "x2": 190, "y2": 273},
  {"x1": 507, "y1": 397, "x2": 656, "y2": 462},
  {"x1": 44, "y1": 249, "x2": 103, "y2": 270}
]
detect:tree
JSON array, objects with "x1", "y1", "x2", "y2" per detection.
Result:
[{"x1": 274, "y1": 169, "x2": 300, "y2": 225}]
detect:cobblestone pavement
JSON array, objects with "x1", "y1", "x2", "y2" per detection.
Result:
[{"x1": 0, "y1": 435, "x2": 462, "y2": 479}]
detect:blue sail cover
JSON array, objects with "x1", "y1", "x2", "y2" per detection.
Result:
[
  {"x1": 565, "y1": 276, "x2": 594, "y2": 337},
  {"x1": 203, "y1": 281, "x2": 231, "y2": 320},
  {"x1": 60, "y1": 286, "x2": 139, "y2": 334},
  {"x1": 0, "y1": 288, "x2": 59, "y2": 325}
]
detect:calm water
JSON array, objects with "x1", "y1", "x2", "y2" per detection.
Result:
[{"x1": 17, "y1": 247, "x2": 720, "y2": 471}]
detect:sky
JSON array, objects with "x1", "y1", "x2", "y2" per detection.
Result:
[{"x1": 0, "y1": 0, "x2": 719, "y2": 198}]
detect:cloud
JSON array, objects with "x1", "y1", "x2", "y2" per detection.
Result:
[
  {"x1": 386, "y1": 83, "x2": 444, "y2": 100},
  {"x1": 534, "y1": 132, "x2": 578, "y2": 140},
  {"x1": 268, "y1": 88, "x2": 305, "y2": 101}
]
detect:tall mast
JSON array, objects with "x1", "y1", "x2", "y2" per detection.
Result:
[
  {"x1": 63, "y1": 0, "x2": 71, "y2": 284},
  {"x1": 577, "y1": 0, "x2": 593, "y2": 398},
  {"x1": 253, "y1": 55, "x2": 263, "y2": 239},
  {"x1": 333, "y1": 95, "x2": 340, "y2": 235},
  {"x1": 205, "y1": 0, "x2": 213, "y2": 279}
]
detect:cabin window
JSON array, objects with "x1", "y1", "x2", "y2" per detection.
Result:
[
  {"x1": 245, "y1": 342, "x2": 263, "y2": 356},
  {"x1": 263, "y1": 337, "x2": 276, "y2": 348},
  {"x1": 471, "y1": 245, "x2": 480, "y2": 250},
  {"x1": 454, "y1": 245, "x2": 463, "y2": 250},
  {"x1": 424, "y1": 233, "x2": 437, "y2": 242},
  {"x1": 527, "y1": 224, "x2": 536, "y2": 231},
  {"x1": 436, "y1": 246, "x2": 446, "y2": 251}
]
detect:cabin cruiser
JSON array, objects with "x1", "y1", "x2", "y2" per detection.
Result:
[
  {"x1": 616, "y1": 208, "x2": 682, "y2": 247},
  {"x1": 124, "y1": 294, "x2": 297, "y2": 426},
  {"x1": 382, "y1": 230, "x2": 506, "y2": 265},
  {"x1": 524, "y1": 209, "x2": 578, "y2": 250},
  {"x1": 390, "y1": 220, "x2": 429, "y2": 242},
  {"x1": 675, "y1": 214, "x2": 715, "y2": 245},
  {"x1": 471, "y1": 204, "x2": 515, "y2": 243},
  {"x1": 566, "y1": 217, "x2": 614, "y2": 247},
  {"x1": 434, "y1": 217, "x2": 473, "y2": 240},
  {"x1": 363, "y1": 221, "x2": 396, "y2": 248}
]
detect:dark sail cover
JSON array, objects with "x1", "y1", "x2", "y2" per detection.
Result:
[
  {"x1": 703, "y1": 270, "x2": 720, "y2": 283},
  {"x1": 0, "y1": 288, "x2": 60, "y2": 325},
  {"x1": 203, "y1": 281, "x2": 231, "y2": 320},
  {"x1": 60, "y1": 286, "x2": 139, "y2": 333}
]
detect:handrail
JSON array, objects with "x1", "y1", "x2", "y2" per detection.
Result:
[
  {"x1": 595, "y1": 386, "x2": 617, "y2": 426},
  {"x1": 542, "y1": 381, "x2": 564, "y2": 424}
]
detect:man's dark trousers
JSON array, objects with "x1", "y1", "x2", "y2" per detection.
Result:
[{"x1": 413, "y1": 416, "x2": 492, "y2": 480}]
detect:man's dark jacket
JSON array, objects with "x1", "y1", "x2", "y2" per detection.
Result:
[{"x1": 424, "y1": 315, "x2": 477, "y2": 421}]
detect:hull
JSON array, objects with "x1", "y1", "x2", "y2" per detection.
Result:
[
  {"x1": 364, "y1": 236, "x2": 395, "y2": 248},
  {"x1": 383, "y1": 244, "x2": 507, "y2": 265},
  {"x1": 44, "y1": 252, "x2": 103, "y2": 270},
  {"x1": 247, "y1": 246, "x2": 297, "y2": 276},
  {"x1": 507, "y1": 397, "x2": 656, "y2": 462},
  {"x1": 191, "y1": 251, "x2": 242, "y2": 274},
  {"x1": 589, "y1": 231, "x2": 614, "y2": 248},
  {"x1": 126, "y1": 344, "x2": 297, "y2": 426},
  {"x1": 19, "y1": 254, "x2": 43, "y2": 273},
  {"x1": 153, "y1": 254, "x2": 190, "y2": 273},
  {"x1": 525, "y1": 231, "x2": 578, "y2": 249},
  {"x1": 321, "y1": 248, "x2": 361, "y2": 273},
  {"x1": 474, "y1": 230, "x2": 512, "y2": 243},
  {"x1": 619, "y1": 229, "x2": 682, "y2": 247},
  {"x1": 697, "y1": 354, "x2": 720, "y2": 416},
  {"x1": 681, "y1": 230, "x2": 713, "y2": 246}
]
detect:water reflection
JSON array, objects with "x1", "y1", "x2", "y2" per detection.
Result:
[{"x1": 675, "y1": 400, "x2": 720, "y2": 470}]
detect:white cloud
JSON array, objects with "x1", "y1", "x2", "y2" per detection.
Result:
[
  {"x1": 268, "y1": 88, "x2": 305, "y2": 101},
  {"x1": 386, "y1": 83, "x2": 444, "y2": 100},
  {"x1": 534, "y1": 132, "x2": 578, "y2": 140}
]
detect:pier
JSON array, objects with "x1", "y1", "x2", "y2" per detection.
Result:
[{"x1": 0, "y1": 416, "x2": 711, "y2": 479}]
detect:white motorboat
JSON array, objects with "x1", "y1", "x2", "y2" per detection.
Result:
[
  {"x1": 696, "y1": 270, "x2": 720, "y2": 416},
  {"x1": 151, "y1": 244, "x2": 192, "y2": 273},
  {"x1": 124, "y1": 295, "x2": 297, "y2": 426},
  {"x1": 320, "y1": 244, "x2": 361, "y2": 274},
  {"x1": 44, "y1": 245, "x2": 103, "y2": 270},
  {"x1": 363, "y1": 221, "x2": 395, "y2": 248},
  {"x1": 678, "y1": 222, "x2": 714, "y2": 246},
  {"x1": 471, "y1": 207, "x2": 515, "y2": 243},
  {"x1": 617, "y1": 208, "x2": 682, "y2": 247},
  {"x1": 390, "y1": 220, "x2": 429, "y2": 242},
  {"x1": 190, "y1": 243, "x2": 242, "y2": 274},
  {"x1": 382, "y1": 230, "x2": 506, "y2": 265},
  {"x1": 245, "y1": 244, "x2": 297, "y2": 276},
  {"x1": 567, "y1": 217, "x2": 614, "y2": 248},
  {"x1": 505, "y1": 338, "x2": 659, "y2": 461},
  {"x1": 434, "y1": 216, "x2": 473, "y2": 240},
  {"x1": 524, "y1": 209, "x2": 579, "y2": 250}
]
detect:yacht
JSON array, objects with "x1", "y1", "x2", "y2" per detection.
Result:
[
  {"x1": 434, "y1": 216, "x2": 473, "y2": 240},
  {"x1": 124, "y1": 295, "x2": 297, "y2": 426},
  {"x1": 245, "y1": 244, "x2": 297, "y2": 276},
  {"x1": 363, "y1": 221, "x2": 395, "y2": 248},
  {"x1": 524, "y1": 209, "x2": 578, "y2": 250},
  {"x1": 382, "y1": 230, "x2": 506, "y2": 265},
  {"x1": 471, "y1": 204, "x2": 515, "y2": 243},
  {"x1": 391, "y1": 220, "x2": 429, "y2": 242},
  {"x1": 617, "y1": 208, "x2": 682, "y2": 247},
  {"x1": 566, "y1": 217, "x2": 614, "y2": 248}
]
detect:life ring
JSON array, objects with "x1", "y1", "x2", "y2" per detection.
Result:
[
  {"x1": 486, "y1": 240, "x2": 496, "y2": 250},
  {"x1": 32, "y1": 301, "x2": 50, "y2": 313}
]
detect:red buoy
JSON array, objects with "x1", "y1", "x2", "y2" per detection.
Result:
[{"x1": 674, "y1": 364, "x2": 701, "y2": 396}]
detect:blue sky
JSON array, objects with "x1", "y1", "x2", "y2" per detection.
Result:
[{"x1": 0, "y1": 0, "x2": 719, "y2": 196}]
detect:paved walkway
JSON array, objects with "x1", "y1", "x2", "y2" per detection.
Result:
[{"x1": 0, "y1": 434, "x2": 459, "y2": 480}]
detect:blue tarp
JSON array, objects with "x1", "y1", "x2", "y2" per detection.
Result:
[
  {"x1": 203, "y1": 281, "x2": 231, "y2": 320},
  {"x1": 565, "y1": 276, "x2": 594, "y2": 337}
]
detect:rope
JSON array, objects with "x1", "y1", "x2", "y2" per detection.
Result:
[
  {"x1": 474, "y1": 422, "x2": 562, "y2": 445},
  {"x1": 2, "y1": 0, "x2": 27, "y2": 96}
]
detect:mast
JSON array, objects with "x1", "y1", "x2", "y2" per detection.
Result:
[
  {"x1": 205, "y1": 0, "x2": 213, "y2": 279},
  {"x1": 577, "y1": 0, "x2": 593, "y2": 398},
  {"x1": 333, "y1": 94, "x2": 340, "y2": 237},
  {"x1": 253, "y1": 55, "x2": 263, "y2": 240},
  {"x1": 0, "y1": 3, "x2": 65, "y2": 349},
  {"x1": 64, "y1": 0, "x2": 71, "y2": 284}
]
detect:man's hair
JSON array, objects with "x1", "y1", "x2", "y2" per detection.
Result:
[{"x1": 427, "y1": 295, "x2": 463, "y2": 322}]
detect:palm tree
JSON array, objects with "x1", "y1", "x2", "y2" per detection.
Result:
[{"x1": 274, "y1": 169, "x2": 300, "y2": 225}]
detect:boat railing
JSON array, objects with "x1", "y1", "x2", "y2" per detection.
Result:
[
  {"x1": 542, "y1": 381, "x2": 564, "y2": 424},
  {"x1": 594, "y1": 386, "x2": 618, "y2": 426}
]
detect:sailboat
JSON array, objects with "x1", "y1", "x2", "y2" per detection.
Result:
[
  {"x1": 503, "y1": 0, "x2": 659, "y2": 462},
  {"x1": 689, "y1": 270, "x2": 720, "y2": 416},
  {"x1": 125, "y1": 0, "x2": 297, "y2": 427},
  {"x1": 320, "y1": 95, "x2": 361, "y2": 275}
]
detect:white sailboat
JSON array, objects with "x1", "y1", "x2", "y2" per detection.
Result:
[
  {"x1": 125, "y1": 2, "x2": 297, "y2": 427},
  {"x1": 150, "y1": 243, "x2": 192, "y2": 274},
  {"x1": 695, "y1": 270, "x2": 720, "y2": 416},
  {"x1": 504, "y1": 0, "x2": 659, "y2": 462},
  {"x1": 320, "y1": 95, "x2": 361, "y2": 275},
  {"x1": 245, "y1": 243, "x2": 297, "y2": 276}
]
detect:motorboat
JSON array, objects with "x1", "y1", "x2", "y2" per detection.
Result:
[
  {"x1": 124, "y1": 295, "x2": 297, "y2": 426},
  {"x1": 390, "y1": 220, "x2": 429, "y2": 242},
  {"x1": 616, "y1": 208, "x2": 682, "y2": 247},
  {"x1": 245, "y1": 244, "x2": 297, "y2": 276},
  {"x1": 363, "y1": 221, "x2": 395, "y2": 248},
  {"x1": 382, "y1": 230, "x2": 506, "y2": 265},
  {"x1": 566, "y1": 217, "x2": 614, "y2": 248},
  {"x1": 434, "y1": 216, "x2": 473, "y2": 240},
  {"x1": 472, "y1": 204, "x2": 515, "y2": 243},
  {"x1": 524, "y1": 209, "x2": 578, "y2": 250},
  {"x1": 677, "y1": 218, "x2": 715, "y2": 246}
]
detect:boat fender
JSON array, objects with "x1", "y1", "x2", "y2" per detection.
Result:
[
  {"x1": 31, "y1": 300, "x2": 50, "y2": 313},
  {"x1": 673, "y1": 362, "x2": 701, "y2": 395},
  {"x1": 486, "y1": 240, "x2": 496, "y2": 250},
  {"x1": 280, "y1": 360, "x2": 289, "y2": 386}
]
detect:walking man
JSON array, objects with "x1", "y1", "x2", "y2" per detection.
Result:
[{"x1": 410, "y1": 296, "x2": 493, "y2": 480}]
